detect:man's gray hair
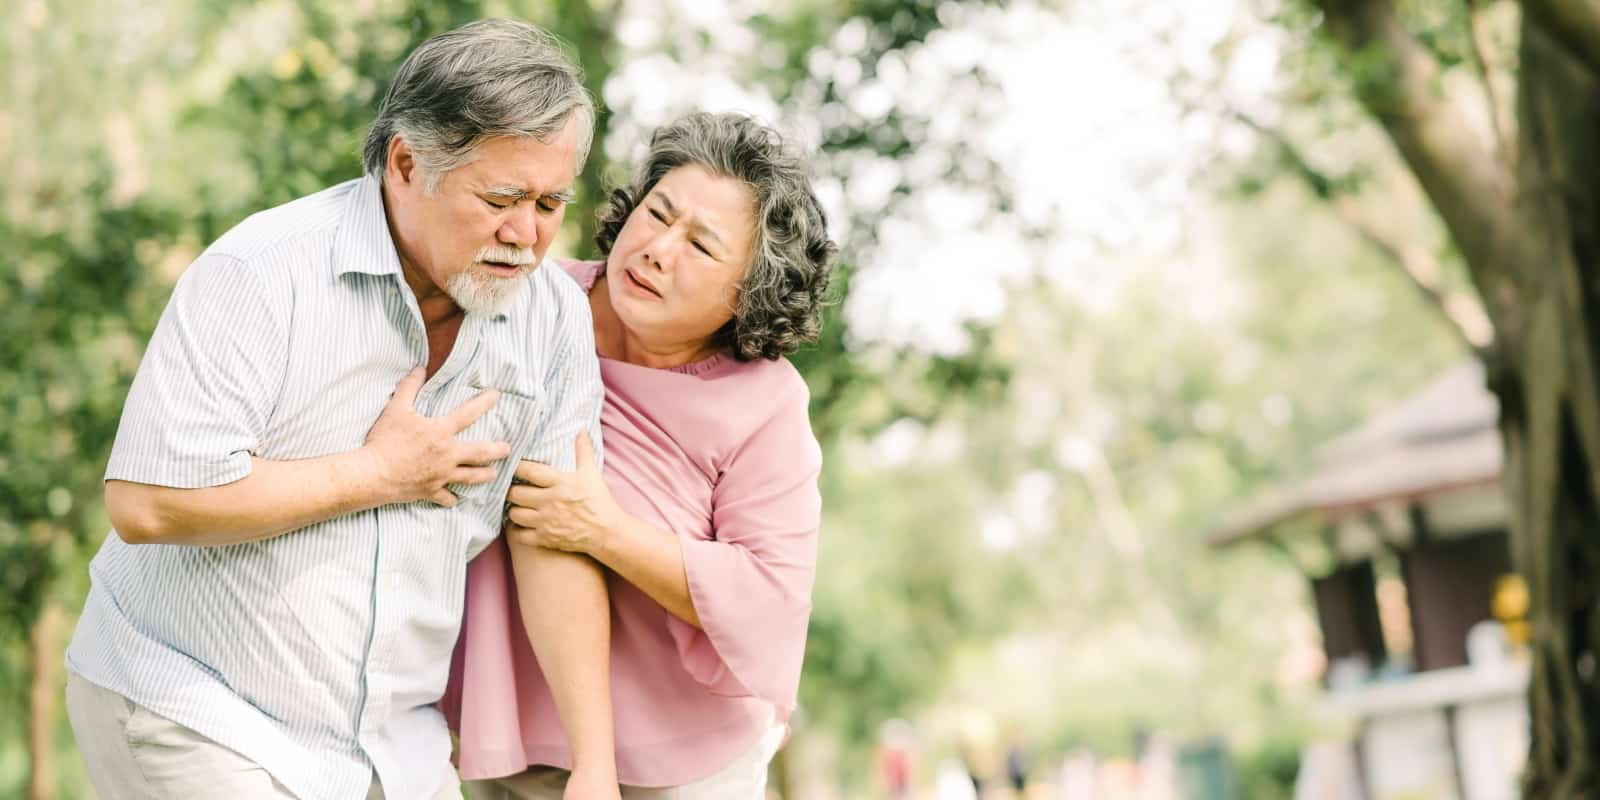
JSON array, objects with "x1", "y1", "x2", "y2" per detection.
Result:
[
  {"x1": 362, "y1": 19, "x2": 595, "y2": 191},
  {"x1": 595, "y1": 112, "x2": 837, "y2": 362}
]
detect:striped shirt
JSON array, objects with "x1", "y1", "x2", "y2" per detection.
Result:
[{"x1": 65, "y1": 175, "x2": 603, "y2": 800}]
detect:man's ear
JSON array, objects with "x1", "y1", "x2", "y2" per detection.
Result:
[{"x1": 387, "y1": 135, "x2": 418, "y2": 188}]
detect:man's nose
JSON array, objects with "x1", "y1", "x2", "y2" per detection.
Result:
[{"x1": 497, "y1": 204, "x2": 540, "y2": 248}]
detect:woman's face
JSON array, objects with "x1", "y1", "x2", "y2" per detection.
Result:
[{"x1": 604, "y1": 164, "x2": 756, "y2": 352}]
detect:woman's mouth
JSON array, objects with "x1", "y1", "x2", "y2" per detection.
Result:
[{"x1": 625, "y1": 268, "x2": 662, "y2": 298}]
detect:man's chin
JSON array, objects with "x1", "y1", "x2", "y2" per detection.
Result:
[{"x1": 446, "y1": 274, "x2": 523, "y2": 315}]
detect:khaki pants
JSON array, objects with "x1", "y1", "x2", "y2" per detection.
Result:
[
  {"x1": 463, "y1": 722, "x2": 785, "y2": 800},
  {"x1": 66, "y1": 673, "x2": 460, "y2": 799}
]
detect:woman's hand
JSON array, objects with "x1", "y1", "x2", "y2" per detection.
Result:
[{"x1": 507, "y1": 432, "x2": 619, "y2": 555}]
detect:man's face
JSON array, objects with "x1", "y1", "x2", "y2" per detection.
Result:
[{"x1": 387, "y1": 120, "x2": 580, "y2": 315}]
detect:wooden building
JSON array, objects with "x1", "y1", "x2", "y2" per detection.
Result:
[{"x1": 1210, "y1": 362, "x2": 1528, "y2": 800}]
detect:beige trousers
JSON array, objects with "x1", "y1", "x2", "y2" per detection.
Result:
[
  {"x1": 463, "y1": 722, "x2": 786, "y2": 800},
  {"x1": 66, "y1": 673, "x2": 461, "y2": 799}
]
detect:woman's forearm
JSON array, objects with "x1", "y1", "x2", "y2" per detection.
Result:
[
  {"x1": 591, "y1": 513, "x2": 702, "y2": 629},
  {"x1": 505, "y1": 541, "x2": 618, "y2": 776}
]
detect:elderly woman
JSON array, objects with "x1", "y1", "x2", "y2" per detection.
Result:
[{"x1": 442, "y1": 112, "x2": 836, "y2": 799}]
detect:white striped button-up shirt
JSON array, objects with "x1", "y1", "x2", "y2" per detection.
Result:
[{"x1": 66, "y1": 175, "x2": 603, "y2": 800}]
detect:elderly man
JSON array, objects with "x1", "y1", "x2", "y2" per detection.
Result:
[{"x1": 64, "y1": 20, "x2": 613, "y2": 800}]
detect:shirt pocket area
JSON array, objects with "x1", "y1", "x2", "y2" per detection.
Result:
[{"x1": 448, "y1": 387, "x2": 544, "y2": 510}]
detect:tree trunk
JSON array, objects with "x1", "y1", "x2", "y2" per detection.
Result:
[
  {"x1": 27, "y1": 601, "x2": 65, "y2": 800},
  {"x1": 1500, "y1": 17, "x2": 1600, "y2": 797}
]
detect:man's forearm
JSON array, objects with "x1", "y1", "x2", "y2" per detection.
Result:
[
  {"x1": 506, "y1": 542, "x2": 617, "y2": 777},
  {"x1": 107, "y1": 450, "x2": 393, "y2": 546}
]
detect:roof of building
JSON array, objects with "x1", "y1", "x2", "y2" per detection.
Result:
[{"x1": 1208, "y1": 361, "x2": 1502, "y2": 546}]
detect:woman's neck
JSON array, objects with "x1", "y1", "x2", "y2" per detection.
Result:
[{"x1": 589, "y1": 275, "x2": 721, "y2": 369}]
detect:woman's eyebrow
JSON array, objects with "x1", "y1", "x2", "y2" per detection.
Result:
[{"x1": 653, "y1": 191, "x2": 725, "y2": 249}]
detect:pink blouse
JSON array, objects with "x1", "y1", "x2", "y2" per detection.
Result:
[{"x1": 441, "y1": 260, "x2": 823, "y2": 787}]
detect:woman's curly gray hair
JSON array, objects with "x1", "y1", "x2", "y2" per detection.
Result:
[{"x1": 595, "y1": 112, "x2": 837, "y2": 361}]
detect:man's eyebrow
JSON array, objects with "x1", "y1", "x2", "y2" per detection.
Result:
[
  {"x1": 484, "y1": 185, "x2": 575, "y2": 204},
  {"x1": 483, "y1": 186, "x2": 528, "y2": 201}
]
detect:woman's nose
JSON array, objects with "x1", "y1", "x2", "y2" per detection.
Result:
[{"x1": 642, "y1": 230, "x2": 681, "y2": 270}]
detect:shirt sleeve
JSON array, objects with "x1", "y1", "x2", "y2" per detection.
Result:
[
  {"x1": 105, "y1": 252, "x2": 290, "y2": 488},
  {"x1": 665, "y1": 382, "x2": 822, "y2": 713},
  {"x1": 518, "y1": 289, "x2": 605, "y2": 471}
]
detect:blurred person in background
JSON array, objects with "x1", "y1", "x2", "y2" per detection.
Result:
[
  {"x1": 937, "y1": 757, "x2": 981, "y2": 800},
  {"x1": 961, "y1": 741, "x2": 988, "y2": 798},
  {"x1": 878, "y1": 719, "x2": 918, "y2": 799},
  {"x1": 62, "y1": 19, "x2": 608, "y2": 800},
  {"x1": 1053, "y1": 750, "x2": 1101, "y2": 800},
  {"x1": 443, "y1": 111, "x2": 837, "y2": 799},
  {"x1": 1004, "y1": 729, "x2": 1030, "y2": 796}
]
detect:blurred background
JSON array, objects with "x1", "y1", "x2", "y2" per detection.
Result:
[{"x1": 0, "y1": 0, "x2": 1554, "y2": 798}]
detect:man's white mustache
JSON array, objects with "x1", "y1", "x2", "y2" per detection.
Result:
[{"x1": 475, "y1": 246, "x2": 537, "y2": 265}]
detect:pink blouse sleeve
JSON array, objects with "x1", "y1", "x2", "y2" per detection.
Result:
[{"x1": 665, "y1": 386, "x2": 822, "y2": 713}]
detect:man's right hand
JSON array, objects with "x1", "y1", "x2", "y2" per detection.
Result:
[{"x1": 362, "y1": 367, "x2": 512, "y2": 507}]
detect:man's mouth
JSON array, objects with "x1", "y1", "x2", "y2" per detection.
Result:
[
  {"x1": 479, "y1": 260, "x2": 525, "y2": 277},
  {"x1": 625, "y1": 268, "x2": 662, "y2": 298}
]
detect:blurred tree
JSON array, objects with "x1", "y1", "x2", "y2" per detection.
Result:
[
  {"x1": 895, "y1": 179, "x2": 1463, "y2": 771},
  {"x1": 0, "y1": 205, "x2": 173, "y2": 800},
  {"x1": 2, "y1": 4, "x2": 201, "y2": 796},
  {"x1": 1232, "y1": 0, "x2": 1600, "y2": 792}
]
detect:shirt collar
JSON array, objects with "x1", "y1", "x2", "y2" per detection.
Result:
[{"x1": 332, "y1": 175, "x2": 405, "y2": 279}]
